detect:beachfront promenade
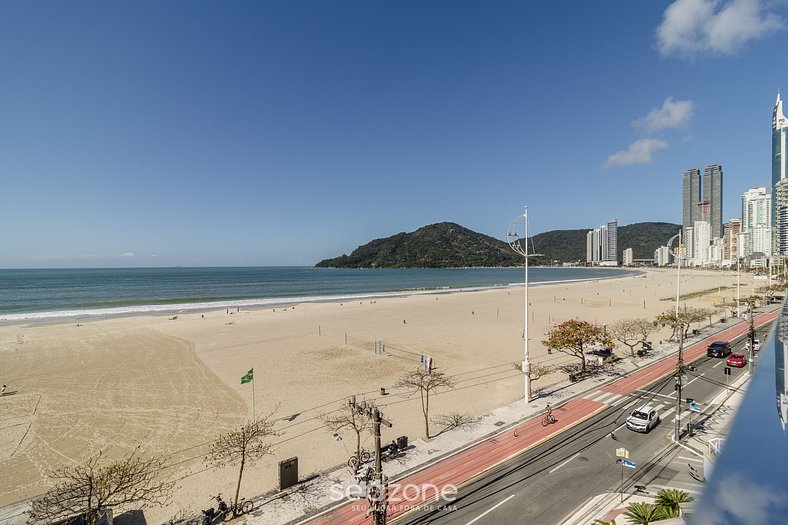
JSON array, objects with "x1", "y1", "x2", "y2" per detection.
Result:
[{"x1": 296, "y1": 309, "x2": 778, "y2": 525}]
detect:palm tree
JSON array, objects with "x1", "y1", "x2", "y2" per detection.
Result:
[
  {"x1": 623, "y1": 502, "x2": 661, "y2": 525},
  {"x1": 655, "y1": 488, "x2": 693, "y2": 515},
  {"x1": 655, "y1": 505, "x2": 681, "y2": 520}
]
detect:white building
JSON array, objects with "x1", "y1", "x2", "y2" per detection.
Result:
[
  {"x1": 741, "y1": 187, "x2": 772, "y2": 257},
  {"x1": 623, "y1": 248, "x2": 634, "y2": 266},
  {"x1": 654, "y1": 246, "x2": 672, "y2": 266},
  {"x1": 693, "y1": 220, "x2": 711, "y2": 266},
  {"x1": 586, "y1": 219, "x2": 618, "y2": 265}
]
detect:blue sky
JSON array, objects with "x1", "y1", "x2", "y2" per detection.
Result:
[{"x1": 1, "y1": 0, "x2": 787, "y2": 268}]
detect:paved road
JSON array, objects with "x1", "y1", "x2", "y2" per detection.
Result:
[{"x1": 394, "y1": 326, "x2": 769, "y2": 525}]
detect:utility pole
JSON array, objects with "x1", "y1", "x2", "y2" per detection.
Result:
[
  {"x1": 747, "y1": 298, "x2": 756, "y2": 375},
  {"x1": 370, "y1": 407, "x2": 392, "y2": 525}
]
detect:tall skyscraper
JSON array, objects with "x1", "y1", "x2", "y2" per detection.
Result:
[
  {"x1": 704, "y1": 164, "x2": 723, "y2": 240},
  {"x1": 586, "y1": 219, "x2": 618, "y2": 266},
  {"x1": 774, "y1": 92, "x2": 788, "y2": 255},
  {"x1": 683, "y1": 168, "x2": 701, "y2": 236},
  {"x1": 741, "y1": 187, "x2": 772, "y2": 257},
  {"x1": 606, "y1": 219, "x2": 618, "y2": 264}
]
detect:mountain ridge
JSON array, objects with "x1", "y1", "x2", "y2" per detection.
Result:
[{"x1": 315, "y1": 221, "x2": 681, "y2": 268}]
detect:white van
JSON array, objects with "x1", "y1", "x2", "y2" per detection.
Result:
[{"x1": 626, "y1": 405, "x2": 660, "y2": 433}]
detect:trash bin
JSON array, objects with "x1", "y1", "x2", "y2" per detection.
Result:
[
  {"x1": 720, "y1": 318, "x2": 726, "y2": 323},
  {"x1": 396, "y1": 435, "x2": 408, "y2": 449}
]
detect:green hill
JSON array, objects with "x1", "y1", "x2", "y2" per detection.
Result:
[
  {"x1": 315, "y1": 222, "x2": 521, "y2": 268},
  {"x1": 315, "y1": 221, "x2": 681, "y2": 268}
]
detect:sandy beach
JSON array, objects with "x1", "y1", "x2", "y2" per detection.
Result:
[{"x1": 0, "y1": 267, "x2": 757, "y2": 523}]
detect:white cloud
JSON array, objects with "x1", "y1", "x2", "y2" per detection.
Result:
[
  {"x1": 121, "y1": 252, "x2": 135, "y2": 257},
  {"x1": 656, "y1": 0, "x2": 784, "y2": 58},
  {"x1": 634, "y1": 97, "x2": 695, "y2": 132},
  {"x1": 606, "y1": 139, "x2": 668, "y2": 167},
  {"x1": 692, "y1": 473, "x2": 787, "y2": 525}
]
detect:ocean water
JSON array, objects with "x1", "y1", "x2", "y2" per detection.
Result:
[{"x1": 0, "y1": 266, "x2": 636, "y2": 322}]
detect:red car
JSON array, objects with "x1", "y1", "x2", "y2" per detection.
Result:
[{"x1": 726, "y1": 353, "x2": 747, "y2": 367}]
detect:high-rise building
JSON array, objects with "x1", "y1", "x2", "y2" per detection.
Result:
[
  {"x1": 773, "y1": 92, "x2": 788, "y2": 255},
  {"x1": 723, "y1": 219, "x2": 741, "y2": 262},
  {"x1": 741, "y1": 187, "x2": 772, "y2": 257},
  {"x1": 704, "y1": 164, "x2": 723, "y2": 239},
  {"x1": 683, "y1": 168, "x2": 701, "y2": 237},
  {"x1": 606, "y1": 219, "x2": 618, "y2": 264},
  {"x1": 586, "y1": 219, "x2": 618, "y2": 266},
  {"x1": 694, "y1": 220, "x2": 711, "y2": 265}
]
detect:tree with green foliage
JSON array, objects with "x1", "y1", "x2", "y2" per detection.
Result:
[
  {"x1": 655, "y1": 488, "x2": 693, "y2": 515},
  {"x1": 542, "y1": 320, "x2": 614, "y2": 374},
  {"x1": 622, "y1": 502, "x2": 661, "y2": 525}
]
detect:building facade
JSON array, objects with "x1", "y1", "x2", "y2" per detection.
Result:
[
  {"x1": 654, "y1": 246, "x2": 672, "y2": 266},
  {"x1": 586, "y1": 219, "x2": 618, "y2": 266},
  {"x1": 704, "y1": 164, "x2": 724, "y2": 240},
  {"x1": 741, "y1": 187, "x2": 772, "y2": 258},
  {"x1": 623, "y1": 247, "x2": 633, "y2": 266},
  {"x1": 683, "y1": 168, "x2": 701, "y2": 239},
  {"x1": 773, "y1": 92, "x2": 788, "y2": 255},
  {"x1": 723, "y1": 218, "x2": 741, "y2": 263}
]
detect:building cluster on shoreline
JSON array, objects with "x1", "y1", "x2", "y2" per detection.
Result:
[{"x1": 588, "y1": 92, "x2": 788, "y2": 271}]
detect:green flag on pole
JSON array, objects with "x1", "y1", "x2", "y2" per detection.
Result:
[{"x1": 241, "y1": 368, "x2": 254, "y2": 384}]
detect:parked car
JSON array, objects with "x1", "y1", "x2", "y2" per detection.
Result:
[
  {"x1": 726, "y1": 353, "x2": 747, "y2": 367},
  {"x1": 586, "y1": 347, "x2": 613, "y2": 358},
  {"x1": 707, "y1": 341, "x2": 732, "y2": 358},
  {"x1": 626, "y1": 405, "x2": 660, "y2": 433}
]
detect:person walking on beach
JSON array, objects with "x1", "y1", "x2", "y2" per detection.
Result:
[{"x1": 0, "y1": 385, "x2": 6, "y2": 395}]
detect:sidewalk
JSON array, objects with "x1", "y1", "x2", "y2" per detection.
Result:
[{"x1": 237, "y1": 310, "x2": 776, "y2": 525}]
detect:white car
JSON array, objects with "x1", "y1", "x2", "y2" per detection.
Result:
[
  {"x1": 626, "y1": 405, "x2": 660, "y2": 433},
  {"x1": 743, "y1": 339, "x2": 761, "y2": 352}
]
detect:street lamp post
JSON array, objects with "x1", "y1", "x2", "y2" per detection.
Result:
[
  {"x1": 508, "y1": 206, "x2": 541, "y2": 403},
  {"x1": 666, "y1": 231, "x2": 686, "y2": 442}
]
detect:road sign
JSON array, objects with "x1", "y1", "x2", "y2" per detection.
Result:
[
  {"x1": 724, "y1": 367, "x2": 732, "y2": 376},
  {"x1": 620, "y1": 459, "x2": 636, "y2": 468},
  {"x1": 615, "y1": 448, "x2": 630, "y2": 459},
  {"x1": 690, "y1": 403, "x2": 702, "y2": 413},
  {"x1": 686, "y1": 397, "x2": 695, "y2": 403}
]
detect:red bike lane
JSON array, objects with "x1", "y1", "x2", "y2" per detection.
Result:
[{"x1": 305, "y1": 310, "x2": 778, "y2": 525}]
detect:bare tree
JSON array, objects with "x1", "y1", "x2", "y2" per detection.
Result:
[
  {"x1": 609, "y1": 318, "x2": 655, "y2": 357},
  {"x1": 205, "y1": 412, "x2": 278, "y2": 517},
  {"x1": 542, "y1": 319, "x2": 614, "y2": 374},
  {"x1": 512, "y1": 362, "x2": 554, "y2": 382},
  {"x1": 431, "y1": 412, "x2": 475, "y2": 437},
  {"x1": 395, "y1": 368, "x2": 457, "y2": 438},
  {"x1": 27, "y1": 448, "x2": 173, "y2": 525},
  {"x1": 320, "y1": 400, "x2": 375, "y2": 467},
  {"x1": 656, "y1": 307, "x2": 707, "y2": 341}
]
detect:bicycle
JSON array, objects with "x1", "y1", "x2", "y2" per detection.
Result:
[
  {"x1": 202, "y1": 494, "x2": 254, "y2": 524},
  {"x1": 348, "y1": 448, "x2": 372, "y2": 470},
  {"x1": 542, "y1": 405, "x2": 556, "y2": 427}
]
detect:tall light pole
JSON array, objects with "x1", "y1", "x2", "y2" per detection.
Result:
[
  {"x1": 508, "y1": 206, "x2": 541, "y2": 403},
  {"x1": 736, "y1": 257, "x2": 741, "y2": 318},
  {"x1": 667, "y1": 231, "x2": 686, "y2": 441}
]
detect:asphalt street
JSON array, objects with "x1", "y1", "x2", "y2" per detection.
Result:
[{"x1": 394, "y1": 328, "x2": 767, "y2": 525}]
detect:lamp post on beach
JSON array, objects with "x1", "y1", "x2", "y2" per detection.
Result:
[
  {"x1": 508, "y1": 206, "x2": 541, "y2": 403},
  {"x1": 666, "y1": 231, "x2": 686, "y2": 441}
]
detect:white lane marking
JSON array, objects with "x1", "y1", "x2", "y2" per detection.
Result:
[
  {"x1": 549, "y1": 452, "x2": 581, "y2": 474},
  {"x1": 611, "y1": 396, "x2": 629, "y2": 407},
  {"x1": 713, "y1": 362, "x2": 722, "y2": 369},
  {"x1": 685, "y1": 372, "x2": 704, "y2": 387},
  {"x1": 637, "y1": 390, "x2": 675, "y2": 400},
  {"x1": 464, "y1": 494, "x2": 516, "y2": 525}
]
